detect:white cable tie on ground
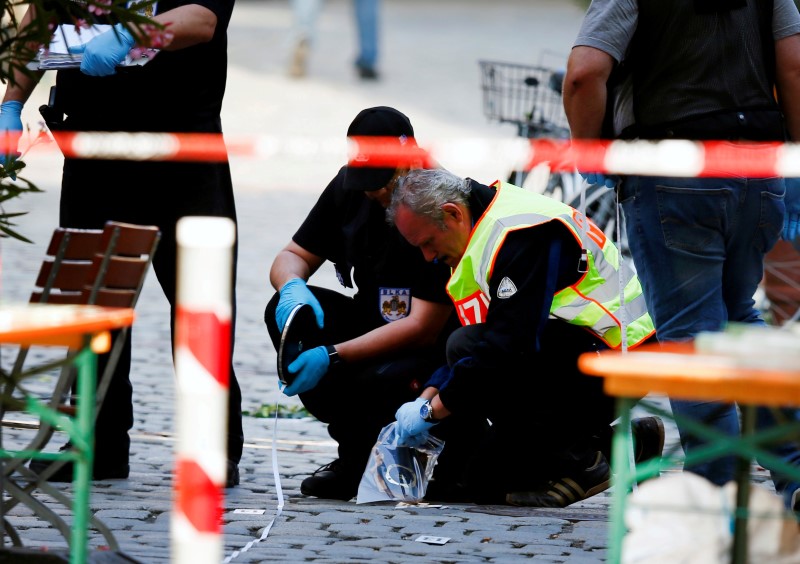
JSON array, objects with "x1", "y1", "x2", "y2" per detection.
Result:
[{"x1": 223, "y1": 401, "x2": 286, "y2": 563}]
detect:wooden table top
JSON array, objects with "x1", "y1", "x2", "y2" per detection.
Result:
[
  {"x1": 0, "y1": 304, "x2": 135, "y2": 349},
  {"x1": 579, "y1": 342, "x2": 800, "y2": 407}
]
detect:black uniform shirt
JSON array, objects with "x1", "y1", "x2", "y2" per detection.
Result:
[
  {"x1": 438, "y1": 180, "x2": 584, "y2": 413},
  {"x1": 51, "y1": 0, "x2": 234, "y2": 132},
  {"x1": 293, "y1": 167, "x2": 453, "y2": 330}
]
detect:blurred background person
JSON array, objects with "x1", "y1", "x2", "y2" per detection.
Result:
[{"x1": 288, "y1": 0, "x2": 380, "y2": 79}]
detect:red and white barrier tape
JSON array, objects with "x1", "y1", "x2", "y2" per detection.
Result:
[
  {"x1": 172, "y1": 217, "x2": 235, "y2": 564},
  {"x1": 8, "y1": 133, "x2": 800, "y2": 177}
]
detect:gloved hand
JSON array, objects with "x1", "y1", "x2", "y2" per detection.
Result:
[
  {"x1": 579, "y1": 171, "x2": 620, "y2": 189},
  {"x1": 0, "y1": 100, "x2": 23, "y2": 179},
  {"x1": 68, "y1": 23, "x2": 135, "y2": 76},
  {"x1": 394, "y1": 397, "x2": 436, "y2": 447},
  {"x1": 784, "y1": 178, "x2": 800, "y2": 247},
  {"x1": 282, "y1": 345, "x2": 329, "y2": 396},
  {"x1": 275, "y1": 277, "x2": 324, "y2": 332}
]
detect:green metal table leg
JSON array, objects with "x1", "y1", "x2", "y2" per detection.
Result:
[
  {"x1": 609, "y1": 397, "x2": 634, "y2": 564},
  {"x1": 731, "y1": 405, "x2": 755, "y2": 564},
  {"x1": 70, "y1": 346, "x2": 96, "y2": 564}
]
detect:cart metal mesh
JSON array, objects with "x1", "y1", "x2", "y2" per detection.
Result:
[{"x1": 479, "y1": 60, "x2": 570, "y2": 139}]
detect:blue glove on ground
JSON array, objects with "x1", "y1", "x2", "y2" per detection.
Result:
[
  {"x1": 0, "y1": 101, "x2": 23, "y2": 178},
  {"x1": 579, "y1": 171, "x2": 620, "y2": 189},
  {"x1": 394, "y1": 397, "x2": 436, "y2": 447},
  {"x1": 69, "y1": 23, "x2": 135, "y2": 76},
  {"x1": 275, "y1": 277, "x2": 324, "y2": 332},
  {"x1": 282, "y1": 345, "x2": 329, "y2": 396},
  {"x1": 784, "y1": 178, "x2": 800, "y2": 246}
]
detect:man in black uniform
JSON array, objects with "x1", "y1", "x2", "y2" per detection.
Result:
[
  {"x1": 265, "y1": 106, "x2": 480, "y2": 501},
  {"x1": 0, "y1": 0, "x2": 243, "y2": 486}
]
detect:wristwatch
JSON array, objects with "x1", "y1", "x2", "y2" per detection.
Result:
[
  {"x1": 419, "y1": 399, "x2": 436, "y2": 422},
  {"x1": 325, "y1": 345, "x2": 342, "y2": 366}
]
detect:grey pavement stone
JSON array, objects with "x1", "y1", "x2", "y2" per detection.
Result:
[{"x1": 563, "y1": 552, "x2": 607, "y2": 563}]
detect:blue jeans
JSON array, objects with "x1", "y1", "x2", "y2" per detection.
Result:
[
  {"x1": 290, "y1": 0, "x2": 379, "y2": 69},
  {"x1": 620, "y1": 174, "x2": 800, "y2": 505},
  {"x1": 353, "y1": 0, "x2": 379, "y2": 69},
  {"x1": 290, "y1": 0, "x2": 322, "y2": 44}
]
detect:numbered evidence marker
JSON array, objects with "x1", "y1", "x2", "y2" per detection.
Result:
[{"x1": 415, "y1": 535, "x2": 451, "y2": 545}]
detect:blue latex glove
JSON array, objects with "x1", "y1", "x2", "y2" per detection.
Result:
[
  {"x1": 275, "y1": 277, "x2": 324, "y2": 332},
  {"x1": 282, "y1": 345, "x2": 329, "y2": 396},
  {"x1": 784, "y1": 178, "x2": 800, "y2": 246},
  {"x1": 394, "y1": 397, "x2": 436, "y2": 447},
  {"x1": 68, "y1": 23, "x2": 135, "y2": 76},
  {"x1": 0, "y1": 101, "x2": 23, "y2": 178}
]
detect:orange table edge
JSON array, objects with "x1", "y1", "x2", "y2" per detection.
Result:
[
  {"x1": 578, "y1": 342, "x2": 800, "y2": 407},
  {"x1": 0, "y1": 305, "x2": 135, "y2": 349}
]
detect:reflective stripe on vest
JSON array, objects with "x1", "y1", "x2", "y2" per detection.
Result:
[{"x1": 446, "y1": 183, "x2": 655, "y2": 349}]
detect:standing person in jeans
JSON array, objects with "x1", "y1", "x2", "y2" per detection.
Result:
[
  {"x1": 0, "y1": 0, "x2": 244, "y2": 486},
  {"x1": 563, "y1": 0, "x2": 800, "y2": 507},
  {"x1": 288, "y1": 0, "x2": 380, "y2": 79},
  {"x1": 265, "y1": 106, "x2": 482, "y2": 501}
]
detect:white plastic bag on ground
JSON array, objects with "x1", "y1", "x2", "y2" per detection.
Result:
[
  {"x1": 623, "y1": 472, "x2": 800, "y2": 563},
  {"x1": 356, "y1": 422, "x2": 444, "y2": 504}
]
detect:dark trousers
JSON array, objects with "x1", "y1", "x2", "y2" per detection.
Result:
[
  {"x1": 445, "y1": 321, "x2": 616, "y2": 503},
  {"x1": 60, "y1": 155, "x2": 244, "y2": 464},
  {"x1": 264, "y1": 286, "x2": 480, "y2": 477}
]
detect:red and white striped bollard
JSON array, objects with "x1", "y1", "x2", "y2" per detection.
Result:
[{"x1": 172, "y1": 216, "x2": 235, "y2": 563}]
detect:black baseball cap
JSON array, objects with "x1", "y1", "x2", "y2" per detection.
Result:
[{"x1": 343, "y1": 106, "x2": 415, "y2": 192}]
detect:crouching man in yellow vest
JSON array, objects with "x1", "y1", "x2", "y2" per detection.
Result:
[{"x1": 388, "y1": 168, "x2": 661, "y2": 507}]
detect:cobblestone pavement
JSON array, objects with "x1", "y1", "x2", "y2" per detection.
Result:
[{"x1": 0, "y1": 0, "x2": 752, "y2": 562}]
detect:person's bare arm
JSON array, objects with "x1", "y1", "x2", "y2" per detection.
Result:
[
  {"x1": 2, "y1": 6, "x2": 44, "y2": 104},
  {"x1": 429, "y1": 392, "x2": 451, "y2": 421},
  {"x1": 335, "y1": 298, "x2": 452, "y2": 364},
  {"x1": 563, "y1": 46, "x2": 615, "y2": 139},
  {"x1": 269, "y1": 240, "x2": 325, "y2": 291},
  {"x1": 776, "y1": 33, "x2": 800, "y2": 141},
  {"x1": 147, "y1": 4, "x2": 218, "y2": 50},
  {"x1": 3, "y1": 3, "x2": 217, "y2": 105}
]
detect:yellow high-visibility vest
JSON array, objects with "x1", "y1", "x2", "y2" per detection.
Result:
[{"x1": 447, "y1": 183, "x2": 655, "y2": 349}]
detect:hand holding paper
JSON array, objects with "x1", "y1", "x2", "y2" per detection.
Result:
[{"x1": 68, "y1": 23, "x2": 135, "y2": 76}]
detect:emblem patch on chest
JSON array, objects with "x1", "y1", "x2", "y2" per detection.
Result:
[
  {"x1": 497, "y1": 277, "x2": 517, "y2": 299},
  {"x1": 379, "y1": 288, "x2": 411, "y2": 322}
]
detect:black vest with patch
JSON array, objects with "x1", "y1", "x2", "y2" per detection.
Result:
[{"x1": 610, "y1": 0, "x2": 786, "y2": 141}]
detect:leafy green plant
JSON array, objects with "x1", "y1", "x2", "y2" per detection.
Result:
[{"x1": 243, "y1": 403, "x2": 314, "y2": 420}]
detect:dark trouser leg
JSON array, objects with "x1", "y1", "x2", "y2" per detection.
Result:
[
  {"x1": 265, "y1": 288, "x2": 443, "y2": 474},
  {"x1": 61, "y1": 159, "x2": 135, "y2": 464},
  {"x1": 93, "y1": 330, "x2": 133, "y2": 465},
  {"x1": 163, "y1": 159, "x2": 244, "y2": 464},
  {"x1": 61, "y1": 155, "x2": 243, "y2": 464},
  {"x1": 445, "y1": 322, "x2": 615, "y2": 503}
]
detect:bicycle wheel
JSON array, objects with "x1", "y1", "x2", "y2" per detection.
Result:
[
  {"x1": 507, "y1": 169, "x2": 529, "y2": 187},
  {"x1": 511, "y1": 164, "x2": 565, "y2": 196},
  {"x1": 565, "y1": 184, "x2": 630, "y2": 259}
]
